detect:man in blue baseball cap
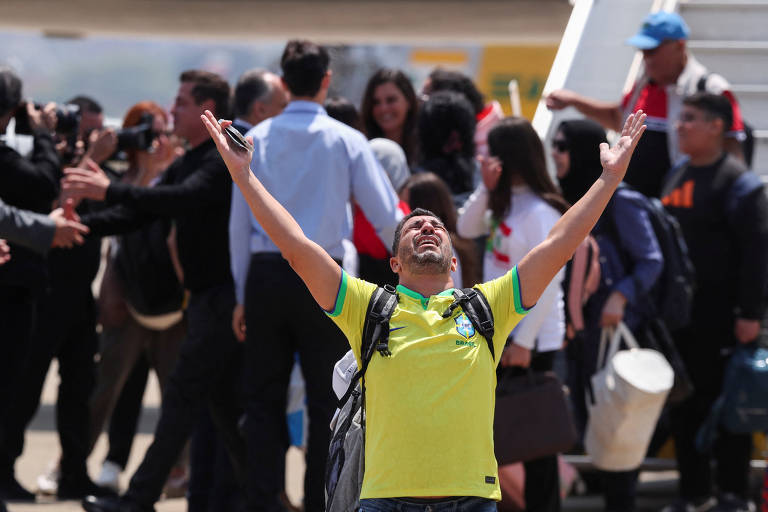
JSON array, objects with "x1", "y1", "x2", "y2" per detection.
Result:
[
  {"x1": 547, "y1": 10, "x2": 746, "y2": 199},
  {"x1": 625, "y1": 10, "x2": 690, "y2": 49}
]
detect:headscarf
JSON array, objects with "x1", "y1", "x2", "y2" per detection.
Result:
[{"x1": 556, "y1": 119, "x2": 608, "y2": 206}]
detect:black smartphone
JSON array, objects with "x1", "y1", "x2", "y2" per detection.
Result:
[{"x1": 218, "y1": 119, "x2": 253, "y2": 152}]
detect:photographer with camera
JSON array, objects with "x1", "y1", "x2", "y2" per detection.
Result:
[
  {"x1": 0, "y1": 67, "x2": 63, "y2": 503},
  {"x1": 0, "y1": 93, "x2": 120, "y2": 502}
]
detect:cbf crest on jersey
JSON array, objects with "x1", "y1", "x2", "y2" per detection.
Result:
[{"x1": 455, "y1": 313, "x2": 475, "y2": 340}]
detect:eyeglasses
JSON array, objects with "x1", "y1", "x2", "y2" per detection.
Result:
[{"x1": 552, "y1": 139, "x2": 569, "y2": 153}]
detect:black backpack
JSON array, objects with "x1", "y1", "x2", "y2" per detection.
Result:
[
  {"x1": 608, "y1": 185, "x2": 696, "y2": 332},
  {"x1": 324, "y1": 285, "x2": 495, "y2": 511}
]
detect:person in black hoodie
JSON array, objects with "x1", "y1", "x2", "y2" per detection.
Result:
[
  {"x1": 554, "y1": 118, "x2": 664, "y2": 512},
  {"x1": 659, "y1": 93, "x2": 768, "y2": 512},
  {"x1": 0, "y1": 68, "x2": 62, "y2": 503},
  {"x1": 0, "y1": 93, "x2": 123, "y2": 501}
]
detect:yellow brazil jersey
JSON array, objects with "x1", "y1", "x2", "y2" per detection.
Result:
[{"x1": 326, "y1": 266, "x2": 529, "y2": 500}]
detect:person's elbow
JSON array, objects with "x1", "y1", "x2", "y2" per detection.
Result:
[{"x1": 644, "y1": 254, "x2": 664, "y2": 289}]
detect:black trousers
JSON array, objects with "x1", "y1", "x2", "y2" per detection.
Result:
[
  {"x1": 244, "y1": 254, "x2": 348, "y2": 512},
  {"x1": 105, "y1": 355, "x2": 150, "y2": 469},
  {"x1": 0, "y1": 283, "x2": 97, "y2": 482},
  {"x1": 124, "y1": 283, "x2": 246, "y2": 508},
  {"x1": 670, "y1": 305, "x2": 752, "y2": 502},
  {"x1": 565, "y1": 327, "x2": 639, "y2": 512},
  {"x1": 502, "y1": 351, "x2": 561, "y2": 512},
  {"x1": 188, "y1": 408, "x2": 244, "y2": 512},
  {"x1": 0, "y1": 286, "x2": 36, "y2": 482}
]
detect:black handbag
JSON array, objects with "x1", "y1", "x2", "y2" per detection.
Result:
[{"x1": 493, "y1": 369, "x2": 578, "y2": 464}]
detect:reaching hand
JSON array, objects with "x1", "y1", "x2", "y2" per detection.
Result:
[
  {"x1": 600, "y1": 290, "x2": 627, "y2": 327},
  {"x1": 200, "y1": 110, "x2": 253, "y2": 184},
  {"x1": 26, "y1": 102, "x2": 58, "y2": 132},
  {"x1": 85, "y1": 128, "x2": 118, "y2": 165},
  {"x1": 0, "y1": 239, "x2": 10, "y2": 265},
  {"x1": 479, "y1": 156, "x2": 503, "y2": 191},
  {"x1": 599, "y1": 110, "x2": 646, "y2": 182},
  {"x1": 232, "y1": 304, "x2": 246, "y2": 342},
  {"x1": 62, "y1": 158, "x2": 110, "y2": 201},
  {"x1": 49, "y1": 199, "x2": 90, "y2": 248},
  {"x1": 544, "y1": 89, "x2": 577, "y2": 111},
  {"x1": 500, "y1": 342, "x2": 531, "y2": 368}
]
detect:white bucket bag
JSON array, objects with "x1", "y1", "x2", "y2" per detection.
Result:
[{"x1": 584, "y1": 322, "x2": 674, "y2": 471}]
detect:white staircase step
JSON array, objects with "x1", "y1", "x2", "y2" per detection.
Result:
[
  {"x1": 687, "y1": 41, "x2": 768, "y2": 85},
  {"x1": 731, "y1": 86, "x2": 768, "y2": 130},
  {"x1": 680, "y1": 2, "x2": 768, "y2": 41}
]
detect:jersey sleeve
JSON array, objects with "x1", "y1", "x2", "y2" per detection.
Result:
[
  {"x1": 325, "y1": 270, "x2": 378, "y2": 364},
  {"x1": 474, "y1": 265, "x2": 530, "y2": 361}
]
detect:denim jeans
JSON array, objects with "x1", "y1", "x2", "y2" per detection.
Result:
[{"x1": 359, "y1": 497, "x2": 497, "y2": 512}]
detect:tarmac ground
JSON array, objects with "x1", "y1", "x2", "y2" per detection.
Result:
[{"x1": 7, "y1": 362, "x2": 761, "y2": 512}]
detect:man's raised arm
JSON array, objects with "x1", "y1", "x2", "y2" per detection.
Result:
[
  {"x1": 516, "y1": 111, "x2": 647, "y2": 309},
  {"x1": 201, "y1": 110, "x2": 341, "y2": 311}
]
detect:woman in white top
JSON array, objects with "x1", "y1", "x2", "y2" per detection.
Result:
[{"x1": 457, "y1": 116, "x2": 569, "y2": 512}]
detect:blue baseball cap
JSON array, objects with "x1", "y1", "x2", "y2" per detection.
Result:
[{"x1": 626, "y1": 11, "x2": 690, "y2": 50}]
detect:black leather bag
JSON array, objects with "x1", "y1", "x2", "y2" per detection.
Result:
[{"x1": 493, "y1": 370, "x2": 577, "y2": 464}]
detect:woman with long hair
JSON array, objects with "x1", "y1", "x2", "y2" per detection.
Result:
[
  {"x1": 554, "y1": 118, "x2": 663, "y2": 512},
  {"x1": 360, "y1": 68, "x2": 419, "y2": 164},
  {"x1": 400, "y1": 172, "x2": 479, "y2": 288},
  {"x1": 457, "y1": 116, "x2": 569, "y2": 512}
]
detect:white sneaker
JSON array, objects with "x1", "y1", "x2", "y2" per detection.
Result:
[
  {"x1": 94, "y1": 460, "x2": 121, "y2": 492},
  {"x1": 36, "y1": 459, "x2": 60, "y2": 496}
]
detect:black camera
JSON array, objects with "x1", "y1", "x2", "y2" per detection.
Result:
[
  {"x1": 14, "y1": 102, "x2": 81, "y2": 135},
  {"x1": 116, "y1": 113, "x2": 156, "y2": 151}
]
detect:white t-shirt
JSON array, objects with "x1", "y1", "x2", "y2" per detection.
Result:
[{"x1": 457, "y1": 184, "x2": 565, "y2": 351}]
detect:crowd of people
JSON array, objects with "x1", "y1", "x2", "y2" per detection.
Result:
[{"x1": 0, "y1": 9, "x2": 766, "y2": 512}]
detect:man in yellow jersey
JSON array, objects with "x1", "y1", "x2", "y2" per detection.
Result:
[{"x1": 201, "y1": 108, "x2": 646, "y2": 512}]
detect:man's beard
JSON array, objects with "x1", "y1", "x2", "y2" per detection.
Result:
[{"x1": 404, "y1": 245, "x2": 452, "y2": 275}]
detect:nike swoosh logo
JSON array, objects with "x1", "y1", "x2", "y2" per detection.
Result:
[{"x1": 389, "y1": 326, "x2": 406, "y2": 332}]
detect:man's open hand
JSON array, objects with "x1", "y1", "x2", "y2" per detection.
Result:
[
  {"x1": 62, "y1": 158, "x2": 110, "y2": 201},
  {"x1": 200, "y1": 110, "x2": 253, "y2": 185},
  {"x1": 599, "y1": 110, "x2": 646, "y2": 182}
]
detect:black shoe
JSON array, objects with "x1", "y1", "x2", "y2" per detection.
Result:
[
  {"x1": 0, "y1": 499, "x2": 7, "y2": 512},
  {"x1": 0, "y1": 476, "x2": 36, "y2": 502},
  {"x1": 58, "y1": 476, "x2": 117, "y2": 500},
  {"x1": 81, "y1": 494, "x2": 154, "y2": 512},
  {"x1": 712, "y1": 494, "x2": 755, "y2": 512}
]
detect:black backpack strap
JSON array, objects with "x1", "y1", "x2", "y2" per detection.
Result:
[
  {"x1": 441, "y1": 287, "x2": 495, "y2": 361},
  {"x1": 337, "y1": 285, "x2": 398, "y2": 408},
  {"x1": 696, "y1": 74, "x2": 709, "y2": 92}
]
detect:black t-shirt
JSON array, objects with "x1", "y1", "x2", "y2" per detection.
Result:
[{"x1": 662, "y1": 154, "x2": 768, "y2": 318}]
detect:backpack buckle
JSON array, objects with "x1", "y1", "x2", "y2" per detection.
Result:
[{"x1": 376, "y1": 342, "x2": 392, "y2": 357}]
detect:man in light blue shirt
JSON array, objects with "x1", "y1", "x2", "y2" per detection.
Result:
[{"x1": 231, "y1": 40, "x2": 401, "y2": 512}]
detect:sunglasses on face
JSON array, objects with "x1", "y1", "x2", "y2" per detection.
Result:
[{"x1": 552, "y1": 139, "x2": 569, "y2": 153}]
